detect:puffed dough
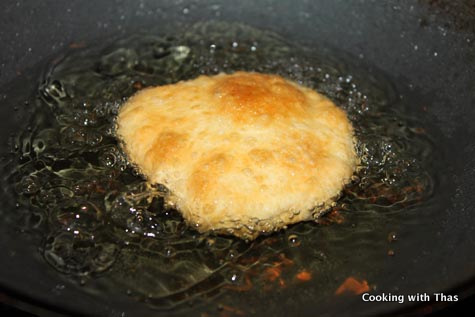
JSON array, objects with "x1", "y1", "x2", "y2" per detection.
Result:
[{"x1": 117, "y1": 72, "x2": 357, "y2": 239}]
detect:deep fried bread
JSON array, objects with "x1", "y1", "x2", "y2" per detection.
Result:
[{"x1": 117, "y1": 72, "x2": 357, "y2": 239}]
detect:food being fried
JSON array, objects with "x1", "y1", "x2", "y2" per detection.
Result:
[{"x1": 117, "y1": 72, "x2": 357, "y2": 239}]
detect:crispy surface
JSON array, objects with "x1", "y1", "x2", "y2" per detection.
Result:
[{"x1": 117, "y1": 72, "x2": 357, "y2": 239}]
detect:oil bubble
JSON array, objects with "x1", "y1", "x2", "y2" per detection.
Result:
[
  {"x1": 100, "y1": 151, "x2": 117, "y2": 168},
  {"x1": 171, "y1": 46, "x2": 190, "y2": 62},
  {"x1": 227, "y1": 270, "x2": 242, "y2": 284},
  {"x1": 388, "y1": 232, "x2": 398, "y2": 243},
  {"x1": 17, "y1": 176, "x2": 40, "y2": 195},
  {"x1": 288, "y1": 234, "x2": 301, "y2": 247},
  {"x1": 163, "y1": 246, "x2": 176, "y2": 257}
]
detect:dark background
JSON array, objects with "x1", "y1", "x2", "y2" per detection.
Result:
[{"x1": 1, "y1": 293, "x2": 474, "y2": 316}]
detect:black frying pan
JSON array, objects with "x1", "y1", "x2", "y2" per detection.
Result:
[{"x1": 1, "y1": 0, "x2": 475, "y2": 316}]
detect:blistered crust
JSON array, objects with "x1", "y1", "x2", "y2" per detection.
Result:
[{"x1": 117, "y1": 72, "x2": 357, "y2": 239}]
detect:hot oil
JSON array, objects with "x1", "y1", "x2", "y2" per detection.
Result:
[{"x1": 3, "y1": 22, "x2": 438, "y2": 314}]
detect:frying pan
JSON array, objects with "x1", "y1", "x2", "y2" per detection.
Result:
[{"x1": 1, "y1": 0, "x2": 475, "y2": 316}]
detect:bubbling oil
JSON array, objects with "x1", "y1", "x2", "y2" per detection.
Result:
[{"x1": 4, "y1": 22, "x2": 436, "y2": 312}]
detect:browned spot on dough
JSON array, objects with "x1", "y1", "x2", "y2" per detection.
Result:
[
  {"x1": 213, "y1": 72, "x2": 308, "y2": 123},
  {"x1": 131, "y1": 125, "x2": 156, "y2": 148},
  {"x1": 145, "y1": 131, "x2": 187, "y2": 169},
  {"x1": 298, "y1": 133, "x2": 329, "y2": 167},
  {"x1": 188, "y1": 153, "x2": 230, "y2": 200},
  {"x1": 248, "y1": 148, "x2": 274, "y2": 164}
]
